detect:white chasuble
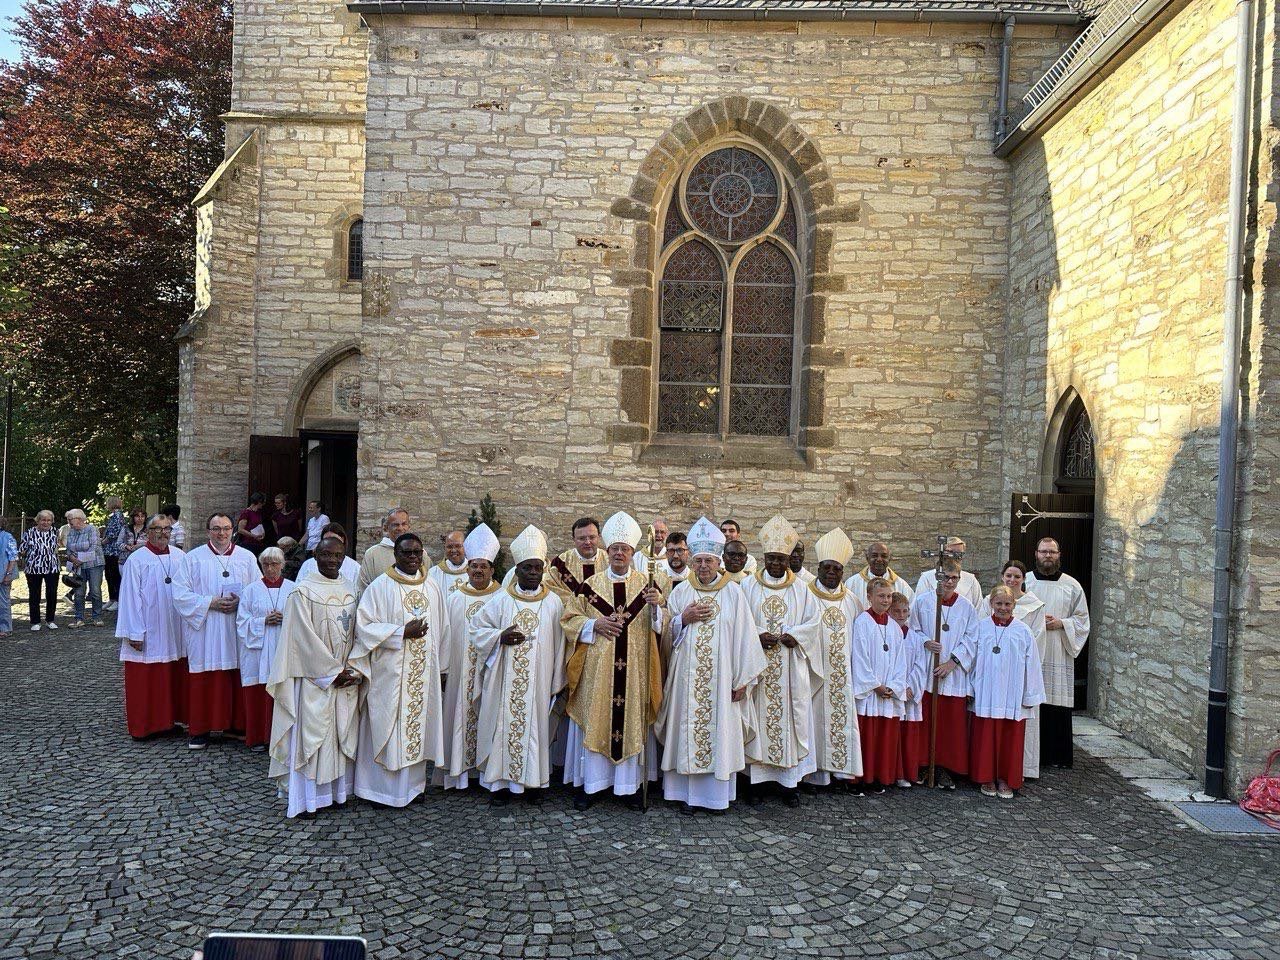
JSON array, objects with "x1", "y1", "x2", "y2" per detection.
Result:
[
  {"x1": 428, "y1": 560, "x2": 469, "y2": 599},
  {"x1": 350, "y1": 569, "x2": 447, "y2": 807},
  {"x1": 657, "y1": 576, "x2": 766, "y2": 783},
  {"x1": 844, "y1": 567, "x2": 915, "y2": 608},
  {"x1": 116, "y1": 546, "x2": 186, "y2": 665},
  {"x1": 1024, "y1": 573, "x2": 1090, "y2": 708},
  {"x1": 740, "y1": 570, "x2": 821, "y2": 784},
  {"x1": 472, "y1": 585, "x2": 567, "y2": 791},
  {"x1": 792, "y1": 582, "x2": 865, "y2": 779},
  {"x1": 171, "y1": 544, "x2": 258, "y2": 672},
  {"x1": 441, "y1": 581, "x2": 501, "y2": 788},
  {"x1": 267, "y1": 573, "x2": 360, "y2": 815}
]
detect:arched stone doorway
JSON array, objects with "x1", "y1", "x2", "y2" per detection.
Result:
[{"x1": 295, "y1": 348, "x2": 360, "y2": 555}]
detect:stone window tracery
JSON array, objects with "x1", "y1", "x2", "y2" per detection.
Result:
[{"x1": 656, "y1": 145, "x2": 801, "y2": 438}]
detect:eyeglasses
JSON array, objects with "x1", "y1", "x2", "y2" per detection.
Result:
[{"x1": 940, "y1": 575, "x2": 960, "y2": 584}]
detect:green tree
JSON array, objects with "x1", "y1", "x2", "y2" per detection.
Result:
[{"x1": 467, "y1": 494, "x2": 508, "y2": 582}]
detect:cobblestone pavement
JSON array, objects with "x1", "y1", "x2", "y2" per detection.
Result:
[{"x1": 2, "y1": 622, "x2": 1277, "y2": 960}]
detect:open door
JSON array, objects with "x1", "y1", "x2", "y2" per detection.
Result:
[{"x1": 248, "y1": 435, "x2": 303, "y2": 546}]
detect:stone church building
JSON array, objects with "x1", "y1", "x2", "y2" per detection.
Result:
[{"x1": 181, "y1": 0, "x2": 1279, "y2": 794}]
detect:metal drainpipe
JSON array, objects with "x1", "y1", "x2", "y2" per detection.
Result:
[
  {"x1": 1206, "y1": 0, "x2": 1255, "y2": 799},
  {"x1": 996, "y1": 16, "x2": 1016, "y2": 142}
]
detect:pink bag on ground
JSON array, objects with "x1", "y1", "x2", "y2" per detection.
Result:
[{"x1": 1240, "y1": 748, "x2": 1280, "y2": 829}]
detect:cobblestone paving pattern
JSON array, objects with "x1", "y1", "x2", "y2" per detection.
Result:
[{"x1": 2, "y1": 625, "x2": 1277, "y2": 959}]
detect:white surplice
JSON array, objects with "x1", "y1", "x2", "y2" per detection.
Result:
[
  {"x1": 657, "y1": 576, "x2": 767, "y2": 809},
  {"x1": 979, "y1": 592, "x2": 1047, "y2": 777},
  {"x1": 267, "y1": 572, "x2": 360, "y2": 818},
  {"x1": 349, "y1": 568, "x2": 448, "y2": 807},
  {"x1": 969, "y1": 617, "x2": 1047, "y2": 720},
  {"x1": 792, "y1": 582, "x2": 865, "y2": 783},
  {"x1": 297, "y1": 555, "x2": 361, "y2": 590},
  {"x1": 427, "y1": 560, "x2": 469, "y2": 598},
  {"x1": 914, "y1": 569, "x2": 983, "y2": 608},
  {"x1": 235, "y1": 578, "x2": 298, "y2": 686},
  {"x1": 1023, "y1": 572, "x2": 1090, "y2": 708},
  {"x1": 907, "y1": 592, "x2": 979, "y2": 698},
  {"x1": 844, "y1": 567, "x2": 915, "y2": 608},
  {"x1": 440, "y1": 581, "x2": 502, "y2": 789},
  {"x1": 171, "y1": 543, "x2": 259, "y2": 673},
  {"x1": 116, "y1": 546, "x2": 186, "y2": 664},
  {"x1": 900, "y1": 624, "x2": 931, "y2": 723},
  {"x1": 740, "y1": 570, "x2": 820, "y2": 786},
  {"x1": 472, "y1": 584, "x2": 567, "y2": 792},
  {"x1": 852, "y1": 611, "x2": 908, "y2": 719}
]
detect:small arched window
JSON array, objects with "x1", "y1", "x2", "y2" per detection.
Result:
[
  {"x1": 656, "y1": 144, "x2": 801, "y2": 438},
  {"x1": 346, "y1": 219, "x2": 363, "y2": 282},
  {"x1": 1055, "y1": 399, "x2": 1096, "y2": 493}
]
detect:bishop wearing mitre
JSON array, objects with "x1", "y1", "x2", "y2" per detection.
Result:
[
  {"x1": 267, "y1": 536, "x2": 363, "y2": 818},
  {"x1": 472, "y1": 525, "x2": 568, "y2": 805},
  {"x1": 439, "y1": 523, "x2": 502, "y2": 790},
  {"x1": 349, "y1": 532, "x2": 448, "y2": 808},
  {"x1": 657, "y1": 517, "x2": 766, "y2": 812},
  {"x1": 561, "y1": 511, "x2": 665, "y2": 811},
  {"x1": 791, "y1": 528, "x2": 865, "y2": 787},
  {"x1": 741, "y1": 515, "x2": 822, "y2": 806}
]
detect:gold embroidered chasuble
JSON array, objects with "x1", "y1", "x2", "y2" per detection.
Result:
[
  {"x1": 443, "y1": 580, "x2": 501, "y2": 777},
  {"x1": 545, "y1": 548, "x2": 609, "y2": 625},
  {"x1": 472, "y1": 584, "x2": 567, "y2": 788},
  {"x1": 792, "y1": 581, "x2": 866, "y2": 778},
  {"x1": 740, "y1": 569, "x2": 822, "y2": 771},
  {"x1": 428, "y1": 560, "x2": 470, "y2": 597},
  {"x1": 562, "y1": 568, "x2": 664, "y2": 766},
  {"x1": 656, "y1": 575, "x2": 767, "y2": 781},
  {"x1": 349, "y1": 567, "x2": 448, "y2": 772}
]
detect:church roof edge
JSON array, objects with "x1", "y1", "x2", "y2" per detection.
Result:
[{"x1": 347, "y1": 1, "x2": 1085, "y2": 25}]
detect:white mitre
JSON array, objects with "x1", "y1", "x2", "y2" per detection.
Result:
[
  {"x1": 759, "y1": 514, "x2": 800, "y2": 556},
  {"x1": 464, "y1": 523, "x2": 500, "y2": 563},
  {"x1": 814, "y1": 527, "x2": 854, "y2": 568},
  {"x1": 687, "y1": 516, "x2": 725, "y2": 559},
  {"x1": 509, "y1": 525, "x2": 547, "y2": 565},
  {"x1": 601, "y1": 511, "x2": 642, "y2": 549}
]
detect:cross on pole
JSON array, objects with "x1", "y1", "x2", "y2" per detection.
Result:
[{"x1": 919, "y1": 535, "x2": 964, "y2": 789}]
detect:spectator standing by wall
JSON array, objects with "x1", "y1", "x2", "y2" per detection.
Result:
[
  {"x1": 0, "y1": 518, "x2": 16, "y2": 637},
  {"x1": 102, "y1": 497, "x2": 125, "y2": 612},
  {"x1": 118, "y1": 508, "x2": 149, "y2": 565},
  {"x1": 20, "y1": 510, "x2": 61, "y2": 631},
  {"x1": 65, "y1": 508, "x2": 106, "y2": 627}
]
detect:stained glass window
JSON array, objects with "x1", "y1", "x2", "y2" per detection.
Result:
[
  {"x1": 655, "y1": 144, "x2": 799, "y2": 438},
  {"x1": 1063, "y1": 408, "x2": 1095, "y2": 480}
]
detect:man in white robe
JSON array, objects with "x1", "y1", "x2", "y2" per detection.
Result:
[
  {"x1": 561, "y1": 511, "x2": 665, "y2": 811},
  {"x1": 720, "y1": 519, "x2": 758, "y2": 575},
  {"x1": 846, "y1": 541, "x2": 915, "y2": 607},
  {"x1": 428, "y1": 530, "x2": 470, "y2": 597},
  {"x1": 1024, "y1": 537, "x2": 1090, "y2": 768},
  {"x1": 297, "y1": 523, "x2": 361, "y2": 587},
  {"x1": 631, "y1": 517, "x2": 669, "y2": 573},
  {"x1": 792, "y1": 528, "x2": 864, "y2": 787},
  {"x1": 267, "y1": 536, "x2": 362, "y2": 818},
  {"x1": 440, "y1": 523, "x2": 502, "y2": 789},
  {"x1": 915, "y1": 536, "x2": 983, "y2": 606},
  {"x1": 788, "y1": 540, "x2": 816, "y2": 585},
  {"x1": 658, "y1": 517, "x2": 766, "y2": 812},
  {"x1": 356, "y1": 507, "x2": 416, "y2": 599},
  {"x1": 909, "y1": 557, "x2": 980, "y2": 789},
  {"x1": 741, "y1": 514, "x2": 821, "y2": 806},
  {"x1": 350, "y1": 533, "x2": 448, "y2": 807},
  {"x1": 722, "y1": 540, "x2": 751, "y2": 584},
  {"x1": 116, "y1": 513, "x2": 186, "y2": 739},
  {"x1": 171, "y1": 512, "x2": 258, "y2": 749},
  {"x1": 472, "y1": 525, "x2": 568, "y2": 805}
]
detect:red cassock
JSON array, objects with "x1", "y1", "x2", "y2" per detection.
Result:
[
  {"x1": 123, "y1": 660, "x2": 187, "y2": 738},
  {"x1": 921, "y1": 692, "x2": 969, "y2": 776},
  {"x1": 185, "y1": 668, "x2": 245, "y2": 737},
  {"x1": 240, "y1": 683, "x2": 273, "y2": 748},
  {"x1": 899, "y1": 718, "x2": 927, "y2": 782},
  {"x1": 969, "y1": 716, "x2": 1027, "y2": 790},
  {"x1": 858, "y1": 714, "x2": 902, "y2": 786}
]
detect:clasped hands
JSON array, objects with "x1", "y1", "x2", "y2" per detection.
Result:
[
  {"x1": 759, "y1": 632, "x2": 798, "y2": 651},
  {"x1": 209, "y1": 594, "x2": 239, "y2": 613}
]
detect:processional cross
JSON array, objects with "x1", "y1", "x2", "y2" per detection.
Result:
[{"x1": 919, "y1": 535, "x2": 964, "y2": 789}]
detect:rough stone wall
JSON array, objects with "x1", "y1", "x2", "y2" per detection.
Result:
[
  {"x1": 357, "y1": 14, "x2": 1073, "y2": 573},
  {"x1": 179, "y1": 2, "x2": 368, "y2": 531},
  {"x1": 1002, "y1": 0, "x2": 1276, "y2": 790}
]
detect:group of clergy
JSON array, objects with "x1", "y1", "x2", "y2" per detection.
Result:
[{"x1": 114, "y1": 506, "x2": 1090, "y2": 818}]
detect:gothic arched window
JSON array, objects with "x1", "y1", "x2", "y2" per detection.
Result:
[
  {"x1": 656, "y1": 144, "x2": 802, "y2": 438},
  {"x1": 1055, "y1": 399, "x2": 1096, "y2": 493},
  {"x1": 347, "y1": 219, "x2": 364, "y2": 282}
]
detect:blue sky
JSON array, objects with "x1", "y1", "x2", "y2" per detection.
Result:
[{"x1": 0, "y1": 0, "x2": 22, "y2": 64}]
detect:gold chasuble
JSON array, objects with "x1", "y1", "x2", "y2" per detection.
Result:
[
  {"x1": 562, "y1": 569, "x2": 663, "y2": 765},
  {"x1": 547, "y1": 548, "x2": 609, "y2": 616}
]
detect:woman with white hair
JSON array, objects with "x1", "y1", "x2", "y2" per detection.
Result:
[
  {"x1": 18, "y1": 510, "x2": 61, "y2": 631},
  {"x1": 65, "y1": 508, "x2": 106, "y2": 627},
  {"x1": 235, "y1": 546, "x2": 297, "y2": 751}
]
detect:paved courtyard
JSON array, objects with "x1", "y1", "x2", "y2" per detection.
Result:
[{"x1": 1, "y1": 621, "x2": 1277, "y2": 959}]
